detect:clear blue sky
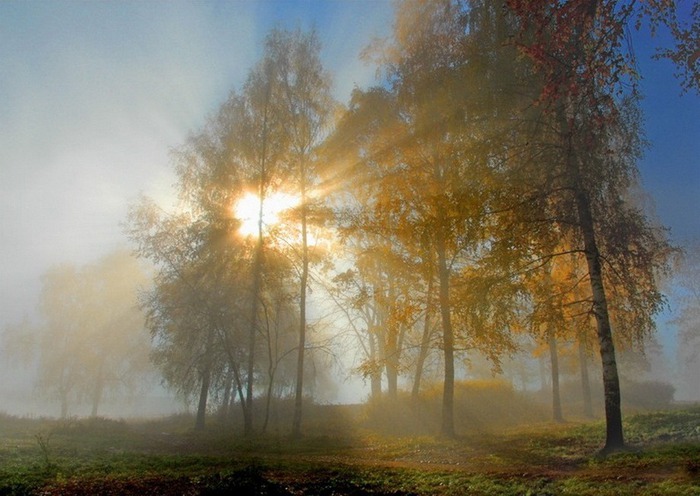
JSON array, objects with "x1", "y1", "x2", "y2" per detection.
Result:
[
  {"x1": 632, "y1": 19, "x2": 700, "y2": 245},
  {"x1": 0, "y1": 1, "x2": 697, "y2": 347}
]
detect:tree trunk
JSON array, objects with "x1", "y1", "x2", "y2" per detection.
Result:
[
  {"x1": 292, "y1": 160, "x2": 309, "y2": 439},
  {"x1": 436, "y1": 232, "x2": 455, "y2": 438},
  {"x1": 243, "y1": 192, "x2": 265, "y2": 437},
  {"x1": 243, "y1": 70, "x2": 275, "y2": 437},
  {"x1": 263, "y1": 359, "x2": 278, "y2": 434},
  {"x1": 548, "y1": 333, "x2": 564, "y2": 423},
  {"x1": 235, "y1": 368, "x2": 248, "y2": 423},
  {"x1": 539, "y1": 355, "x2": 548, "y2": 392},
  {"x1": 386, "y1": 352, "x2": 398, "y2": 400},
  {"x1": 370, "y1": 372, "x2": 382, "y2": 400},
  {"x1": 90, "y1": 362, "x2": 105, "y2": 418},
  {"x1": 579, "y1": 338, "x2": 594, "y2": 418},
  {"x1": 385, "y1": 317, "x2": 399, "y2": 399},
  {"x1": 565, "y1": 129, "x2": 624, "y2": 451},
  {"x1": 368, "y1": 331, "x2": 382, "y2": 400},
  {"x1": 220, "y1": 373, "x2": 232, "y2": 423},
  {"x1": 412, "y1": 285, "x2": 434, "y2": 400},
  {"x1": 195, "y1": 361, "x2": 211, "y2": 431},
  {"x1": 227, "y1": 354, "x2": 247, "y2": 426},
  {"x1": 579, "y1": 195, "x2": 624, "y2": 451}
]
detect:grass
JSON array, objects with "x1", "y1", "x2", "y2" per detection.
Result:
[{"x1": 0, "y1": 407, "x2": 698, "y2": 494}]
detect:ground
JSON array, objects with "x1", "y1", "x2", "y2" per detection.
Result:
[{"x1": 0, "y1": 407, "x2": 699, "y2": 495}]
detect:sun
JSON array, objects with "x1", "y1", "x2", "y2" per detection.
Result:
[{"x1": 234, "y1": 191, "x2": 299, "y2": 237}]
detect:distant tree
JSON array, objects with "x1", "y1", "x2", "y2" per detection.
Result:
[
  {"x1": 23, "y1": 251, "x2": 151, "y2": 418},
  {"x1": 675, "y1": 242, "x2": 700, "y2": 399},
  {"x1": 328, "y1": 267, "x2": 387, "y2": 400},
  {"x1": 81, "y1": 251, "x2": 154, "y2": 417}
]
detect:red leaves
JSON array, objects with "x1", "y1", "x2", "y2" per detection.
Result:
[
  {"x1": 506, "y1": 0, "x2": 636, "y2": 110},
  {"x1": 507, "y1": 0, "x2": 697, "y2": 103}
]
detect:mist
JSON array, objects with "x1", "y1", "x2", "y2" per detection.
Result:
[
  {"x1": 0, "y1": 0, "x2": 696, "y2": 422},
  {"x1": 0, "y1": 0, "x2": 393, "y2": 419},
  {"x1": 0, "y1": 5, "x2": 699, "y2": 495}
]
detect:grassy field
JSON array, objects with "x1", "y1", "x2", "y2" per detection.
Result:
[{"x1": 0, "y1": 406, "x2": 698, "y2": 495}]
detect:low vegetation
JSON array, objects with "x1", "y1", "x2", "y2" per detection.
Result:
[{"x1": 0, "y1": 405, "x2": 698, "y2": 495}]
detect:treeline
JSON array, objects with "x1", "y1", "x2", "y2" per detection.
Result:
[
  {"x1": 5, "y1": 1, "x2": 695, "y2": 450},
  {"x1": 124, "y1": 0, "x2": 696, "y2": 451},
  {"x1": 3, "y1": 251, "x2": 154, "y2": 418}
]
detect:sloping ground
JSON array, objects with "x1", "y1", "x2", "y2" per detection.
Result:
[{"x1": 1, "y1": 407, "x2": 699, "y2": 495}]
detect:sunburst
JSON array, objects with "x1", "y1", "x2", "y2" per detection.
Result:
[{"x1": 233, "y1": 191, "x2": 299, "y2": 237}]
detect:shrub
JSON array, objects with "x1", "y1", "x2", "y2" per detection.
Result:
[
  {"x1": 621, "y1": 380, "x2": 675, "y2": 412},
  {"x1": 362, "y1": 380, "x2": 547, "y2": 436}
]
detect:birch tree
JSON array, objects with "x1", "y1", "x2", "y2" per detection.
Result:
[
  {"x1": 505, "y1": 0, "x2": 682, "y2": 451},
  {"x1": 263, "y1": 28, "x2": 334, "y2": 437}
]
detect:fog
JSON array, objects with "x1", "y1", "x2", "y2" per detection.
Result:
[{"x1": 1, "y1": 2, "x2": 698, "y2": 436}]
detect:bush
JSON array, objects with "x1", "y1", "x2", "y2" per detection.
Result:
[
  {"x1": 621, "y1": 380, "x2": 675, "y2": 411},
  {"x1": 362, "y1": 380, "x2": 548, "y2": 436},
  {"x1": 528, "y1": 376, "x2": 677, "y2": 419}
]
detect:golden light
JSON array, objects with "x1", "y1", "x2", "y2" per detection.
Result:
[{"x1": 234, "y1": 191, "x2": 299, "y2": 237}]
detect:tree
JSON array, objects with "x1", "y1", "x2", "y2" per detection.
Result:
[
  {"x1": 674, "y1": 241, "x2": 700, "y2": 399},
  {"x1": 128, "y1": 83, "x2": 270, "y2": 429},
  {"x1": 126, "y1": 199, "x2": 236, "y2": 429},
  {"x1": 320, "y1": 0, "x2": 526, "y2": 436},
  {"x1": 263, "y1": 27, "x2": 335, "y2": 438},
  {"x1": 360, "y1": 0, "x2": 524, "y2": 437},
  {"x1": 328, "y1": 77, "x2": 471, "y2": 433},
  {"x1": 127, "y1": 28, "x2": 337, "y2": 435},
  {"x1": 505, "y1": 0, "x2": 679, "y2": 452},
  {"x1": 20, "y1": 251, "x2": 151, "y2": 418},
  {"x1": 233, "y1": 52, "x2": 289, "y2": 436}
]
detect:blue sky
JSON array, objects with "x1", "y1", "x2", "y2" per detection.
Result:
[
  {"x1": 0, "y1": 1, "x2": 697, "y2": 374},
  {"x1": 632, "y1": 23, "x2": 700, "y2": 245}
]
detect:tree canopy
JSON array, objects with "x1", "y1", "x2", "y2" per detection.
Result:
[{"x1": 117, "y1": 2, "x2": 695, "y2": 449}]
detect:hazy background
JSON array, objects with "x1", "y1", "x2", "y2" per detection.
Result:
[{"x1": 1, "y1": 0, "x2": 697, "y2": 415}]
